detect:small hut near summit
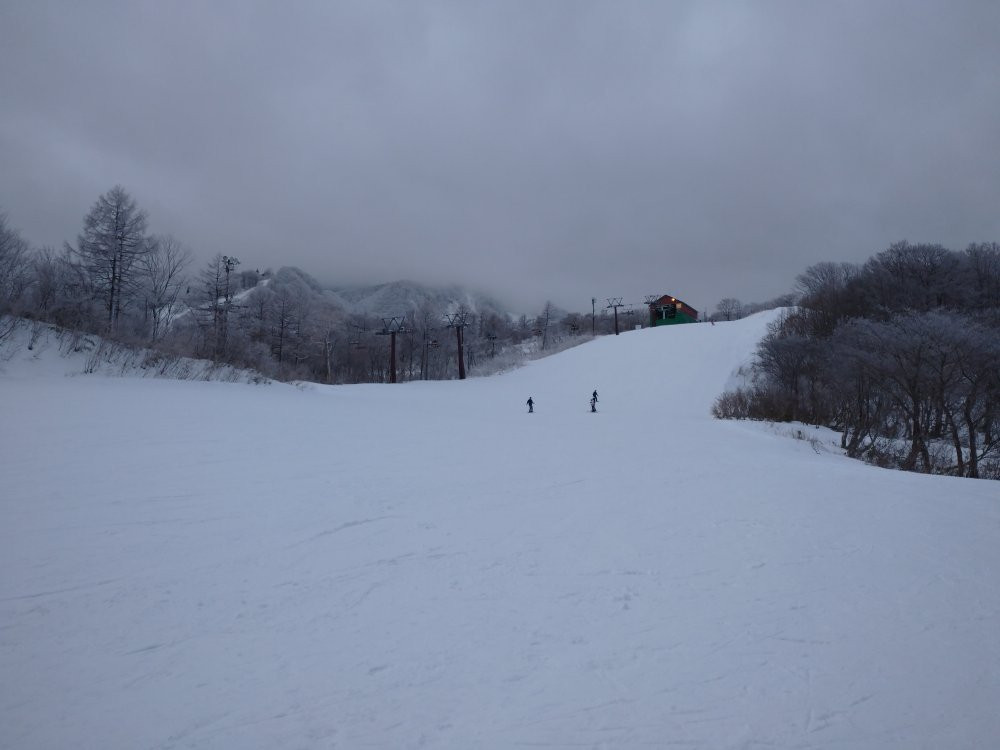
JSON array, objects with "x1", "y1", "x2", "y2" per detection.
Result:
[{"x1": 648, "y1": 294, "x2": 699, "y2": 326}]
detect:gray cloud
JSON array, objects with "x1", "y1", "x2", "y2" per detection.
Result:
[{"x1": 2, "y1": 0, "x2": 999, "y2": 313}]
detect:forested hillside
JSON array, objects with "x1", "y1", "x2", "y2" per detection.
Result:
[{"x1": 715, "y1": 242, "x2": 1000, "y2": 478}]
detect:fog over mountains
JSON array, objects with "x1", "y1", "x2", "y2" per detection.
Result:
[{"x1": 325, "y1": 279, "x2": 515, "y2": 320}]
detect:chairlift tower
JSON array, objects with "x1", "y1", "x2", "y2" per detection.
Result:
[
  {"x1": 444, "y1": 310, "x2": 470, "y2": 379},
  {"x1": 606, "y1": 297, "x2": 624, "y2": 335},
  {"x1": 376, "y1": 316, "x2": 409, "y2": 383}
]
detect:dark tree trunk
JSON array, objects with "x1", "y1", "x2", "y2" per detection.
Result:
[
  {"x1": 965, "y1": 403, "x2": 980, "y2": 479},
  {"x1": 946, "y1": 412, "x2": 964, "y2": 476}
]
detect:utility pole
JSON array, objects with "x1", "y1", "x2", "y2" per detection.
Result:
[
  {"x1": 375, "y1": 316, "x2": 408, "y2": 383},
  {"x1": 444, "y1": 310, "x2": 470, "y2": 379},
  {"x1": 606, "y1": 297, "x2": 624, "y2": 335},
  {"x1": 591, "y1": 297, "x2": 596, "y2": 335}
]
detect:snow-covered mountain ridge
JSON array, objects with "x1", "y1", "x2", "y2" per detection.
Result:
[
  {"x1": 2, "y1": 311, "x2": 998, "y2": 749},
  {"x1": 325, "y1": 279, "x2": 513, "y2": 319}
]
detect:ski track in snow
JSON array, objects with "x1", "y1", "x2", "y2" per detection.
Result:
[{"x1": 2, "y1": 312, "x2": 999, "y2": 749}]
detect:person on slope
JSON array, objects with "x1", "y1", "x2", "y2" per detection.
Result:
[{"x1": 527, "y1": 396, "x2": 534, "y2": 413}]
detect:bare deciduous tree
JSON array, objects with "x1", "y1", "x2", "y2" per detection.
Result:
[
  {"x1": 715, "y1": 298, "x2": 744, "y2": 321},
  {"x1": 141, "y1": 235, "x2": 191, "y2": 344},
  {"x1": 70, "y1": 186, "x2": 152, "y2": 331},
  {"x1": 198, "y1": 253, "x2": 241, "y2": 360},
  {"x1": 0, "y1": 212, "x2": 32, "y2": 314},
  {"x1": 539, "y1": 301, "x2": 555, "y2": 350}
]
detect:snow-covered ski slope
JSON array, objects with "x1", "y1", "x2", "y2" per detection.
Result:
[{"x1": 2, "y1": 312, "x2": 998, "y2": 750}]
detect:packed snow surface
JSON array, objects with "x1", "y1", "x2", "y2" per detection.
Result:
[{"x1": 2, "y1": 312, "x2": 998, "y2": 749}]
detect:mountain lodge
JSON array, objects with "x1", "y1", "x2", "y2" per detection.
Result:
[{"x1": 648, "y1": 294, "x2": 699, "y2": 326}]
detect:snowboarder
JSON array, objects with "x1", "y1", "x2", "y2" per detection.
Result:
[{"x1": 527, "y1": 396, "x2": 534, "y2": 413}]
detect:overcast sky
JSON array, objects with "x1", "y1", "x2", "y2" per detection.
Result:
[{"x1": 2, "y1": 1, "x2": 998, "y2": 313}]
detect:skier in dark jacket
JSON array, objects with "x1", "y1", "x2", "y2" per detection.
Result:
[{"x1": 527, "y1": 396, "x2": 534, "y2": 413}]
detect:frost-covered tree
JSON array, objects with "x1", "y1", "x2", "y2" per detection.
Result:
[
  {"x1": 965, "y1": 242, "x2": 1000, "y2": 311},
  {"x1": 794, "y1": 261, "x2": 861, "y2": 336},
  {"x1": 715, "y1": 298, "x2": 744, "y2": 321},
  {"x1": 538, "y1": 301, "x2": 555, "y2": 350},
  {"x1": 27, "y1": 247, "x2": 91, "y2": 328},
  {"x1": 719, "y1": 236, "x2": 1000, "y2": 479},
  {"x1": 140, "y1": 235, "x2": 191, "y2": 344},
  {"x1": 0, "y1": 212, "x2": 32, "y2": 314},
  {"x1": 859, "y1": 241, "x2": 965, "y2": 314},
  {"x1": 70, "y1": 186, "x2": 152, "y2": 331},
  {"x1": 949, "y1": 320, "x2": 1000, "y2": 478},
  {"x1": 198, "y1": 254, "x2": 241, "y2": 360}
]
